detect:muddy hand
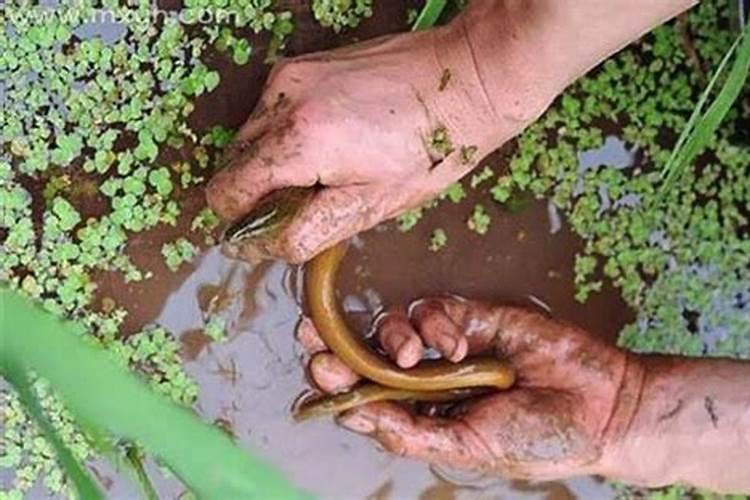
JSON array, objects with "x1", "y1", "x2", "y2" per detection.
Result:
[
  {"x1": 206, "y1": 1, "x2": 555, "y2": 263},
  {"x1": 297, "y1": 297, "x2": 643, "y2": 480}
]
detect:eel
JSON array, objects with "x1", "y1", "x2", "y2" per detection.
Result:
[{"x1": 223, "y1": 187, "x2": 516, "y2": 420}]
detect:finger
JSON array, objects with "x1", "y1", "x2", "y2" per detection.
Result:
[
  {"x1": 248, "y1": 184, "x2": 382, "y2": 264},
  {"x1": 309, "y1": 352, "x2": 360, "y2": 394},
  {"x1": 409, "y1": 299, "x2": 468, "y2": 362},
  {"x1": 205, "y1": 123, "x2": 318, "y2": 222},
  {"x1": 337, "y1": 402, "x2": 493, "y2": 471},
  {"x1": 228, "y1": 60, "x2": 309, "y2": 147},
  {"x1": 422, "y1": 296, "x2": 502, "y2": 355},
  {"x1": 492, "y1": 305, "x2": 578, "y2": 358},
  {"x1": 295, "y1": 316, "x2": 327, "y2": 355},
  {"x1": 375, "y1": 312, "x2": 424, "y2": 369}
]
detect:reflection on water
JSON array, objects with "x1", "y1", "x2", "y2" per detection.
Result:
[{"x1": 143, "y1": 232, "x2": 617, "y2": 499}]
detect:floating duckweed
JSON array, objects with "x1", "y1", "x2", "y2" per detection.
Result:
[
  {"x1": 312, "y1": 0, "x2": 373, "y2": 32},
  {"x1": 499, "y1": 3, "x2": 749, "y2": 360},
  {"x1": 470, "y1": 165, "x2": 494, "y2": 188},
  {"x1": 0, "y1": 0, "x2": 294, "y2": 495},
  {"x1": 441, "y1": 182, "x2": 466, "y2": 203},
  {"x1": 467, "y1": 204, "x2": 490, "y2": 235},
  {"x1": 404, "y1": 3, "x2": 750, "y2": 367},
  {"x1": 204, "y1": 314, "x2": 228, "y2": 342},
  {"x1": 429, "y1": 228, "x2": 448, "y2": 252},
  {"x1": 162, "y1": 238, "x2": 198, "y2": 272}
]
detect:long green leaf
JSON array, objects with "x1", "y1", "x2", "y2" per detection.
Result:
[
  {"x1": 660, "y1": 22, "x2": 750, "y2": 191},
  {"x1": 2, "y1": 362, "x2": 104, "y2": 499},
  {"x1": 412, "y1": 0, "x2": 448, "y2": 31},
  {"x1": 0, "y1": 289, "x2": 305, "y2": 500}
]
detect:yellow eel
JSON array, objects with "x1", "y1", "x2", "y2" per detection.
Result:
[{"x1": 223, "y1": 187, "x2": 516, "y2": 420}]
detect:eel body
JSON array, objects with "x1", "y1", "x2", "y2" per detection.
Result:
[{"x1": 223, "y1": 187, "x2": 516, "y2": 420}]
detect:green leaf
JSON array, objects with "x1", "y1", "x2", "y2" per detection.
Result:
[
  {"x1": 660, "y1": 22, "x2": 750, "y2": 192},
  {"x1": 52, "y1": 197, "x2": 81, "y2": 231},
  {"x1": 0, "y1": 289, "x2": 306, "y2": 499},
  {"x1": 204, "y1": 70, "x2": 221, "y2": 92},
  {"x1": 2, "y1": 363, "x2": 104, "y2": 500},
  {"x1": 148, "y1": 167, "x2": 173, "y2": 197},
  {"x1": 412, "y1": 0, "x2": 448, "y2": 31},
  {"x1": 232, "y1": 39, "x2": 252, "y2": 65}
]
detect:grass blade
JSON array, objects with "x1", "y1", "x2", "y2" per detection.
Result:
[
  {"x1": 125, "y1": 445, "x2": 159, "y2": 500},
  {"x1": 660, "y1": 23, "x2": 750, "y2": 192},
  {"x1": 0, "y1": 289, "x2": 305, "y2": 500},
  {"x1": 2, "y1": 362, "x2": 105, "y2": 499},
  {"x1": 412, "y1": 0, "x2": 448, "y2": 31}
]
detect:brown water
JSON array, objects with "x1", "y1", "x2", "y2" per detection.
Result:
[
  {"x1": 20, "y1": 1, "x2": 631, "y2": 497},
  {"x1": 91, "y1": 193, "x2": 630, "y2": 498}
]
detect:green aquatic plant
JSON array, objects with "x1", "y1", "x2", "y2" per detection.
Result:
[
  {"x1": 204, "y1": 314, "x2": 228, "y2": 342},
  {"x1": 400, "y1": 1, "x2": 750, "y2": 368},
  {"x1": 467, "y1": 204, "x2": 491, "y2": 235},
  {"x1": 411, "y1": 0, "x2": 448, "y2": 31},
  {"x1": 162, "y1": 238, "x2": 198, "y2": 272},
  {"x1": 429, "y1": 229, "x2": 448, "y2": 252},
  {"x1": 660, "y1": 21, "x2": 750, "y2": 192},
  {"x1": 1, "y1": 289, "x2": 303, "y2": 499},
  {"x1": 312, "y1": 0, "x2": 373, "y2": 32},
  {"x1": 0, "y1": 0, "x2": 296, "y2": 495},
  {"x1": 186, "y1": 0, "x2": 293, "y2": 62}
]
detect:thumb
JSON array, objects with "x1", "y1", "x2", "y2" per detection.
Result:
[
  {"x1": 337, "y1": 401, "x2": 496, "y2": 471},
  {"x1": 242, "y1": 184, "x2": 385, "y2": 264}
]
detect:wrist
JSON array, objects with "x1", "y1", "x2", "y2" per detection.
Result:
[
  {"x1": 598, "y1": 356, "x2": 750, "y2": 492},
  {"x1": 592, "y1": 352, "x2": 649, "y2": 480},
  {"x1": 426, "y1": 1, "x2": 559, "y2": 148}
]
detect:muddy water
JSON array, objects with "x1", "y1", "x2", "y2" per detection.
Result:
[
  {"x1": 85, "y1": 1, "x2": 631, "y2": 497},
  {"x1": 336, "y1": 198, "x2": 631, "y2": 344},
  {"x1": 94, "y1": 193, "x2": 629, "y2": 499}
]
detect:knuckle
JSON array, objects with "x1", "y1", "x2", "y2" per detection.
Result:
[
  {"x1": 265, "y1": 58, "x2": 295, "y2": 87},
  {"x1": 267, "y1": 59, "x2": 317, "y2": 91}
]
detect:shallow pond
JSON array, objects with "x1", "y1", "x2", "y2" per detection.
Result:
[
  {"x1": 90, "y1": 192, "x2": 631, "y2": 498},
  {"x1": 4, "y1": 1, "x2": 637, "y2": 497},
  {"x1": 96, "y1": 2, "x2": 634, "y2": 497}
]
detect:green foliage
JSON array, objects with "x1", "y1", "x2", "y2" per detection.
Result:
[
  {"x1": 467, "y1": 204, "x2": 490, "y2": 235},
  {"x1": 429, "y1": 228, "x2": 448, "y2": 252},
  {"x1": 404, "y1": 2, "x2": 750, "y2": 370},
  {"x1": 441, "y1": 182, "x2": 466, "y2": 203},
  {"x1": 312, "y1": 0, "x2": 373, "y2": 32},
  {"x1": 396, "y1": 207, "x2": 425, "y2": 232},
  {"x1": 661, "y1": 21, "x2": 750, "y2": 191},
  {"x1": 187, "y1": 0, "x2": 294, "y2": 62},
  {"x1": 499, "y1": 1, "x2": 750, "y2": 368},
  {"x1": 470, "y1": 166, "x2": 494, "y2": 188},
  {"x1": 0, "y1": 0, "x2": 294, "y2": 495},
  {"x1": 162, "y1": 238, "x2": 198, "y2": 272},
  {"x1": 1, "y1": 289, "x2": 304, "y2": 499},
  {"x1": 204, "y1": 314, "x2": 228, "y2": 342},
  {"x1": 412, "y1": 0, "x2": 448, "y2": 31}
]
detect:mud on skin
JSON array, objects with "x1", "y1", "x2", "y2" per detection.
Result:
[{"x1": 298, "y1": 296, "x2": 639, "y2": 480}]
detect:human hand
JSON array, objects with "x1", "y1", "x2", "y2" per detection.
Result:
[
  {"x1": 206, "y1": 2, "x2": 555, "y2": 263},
  {"x1": 296, "y1": 296, "x2": 644, "y2": 480}
]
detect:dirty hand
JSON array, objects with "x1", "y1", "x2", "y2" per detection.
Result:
[
  {"x1": 206, "y1": 1, "x2": 555, "y2": 263},
  {"x1": 296, "y1": 296, "x2": 642, "y2": 480}
]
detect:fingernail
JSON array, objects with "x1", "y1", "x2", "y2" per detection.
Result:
[
  {"x1": 397, "y1": 336, "x2": 422, "y2": 368},
  {"x1": 338, "y1": 411, "x2": 376, "y2": 434},
  {"x1": 449, "y1": 337, "x2": 468, "y2": 363},
  {"x1": 437, "y1": 334, "x2": 457, "y2": 359}
]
